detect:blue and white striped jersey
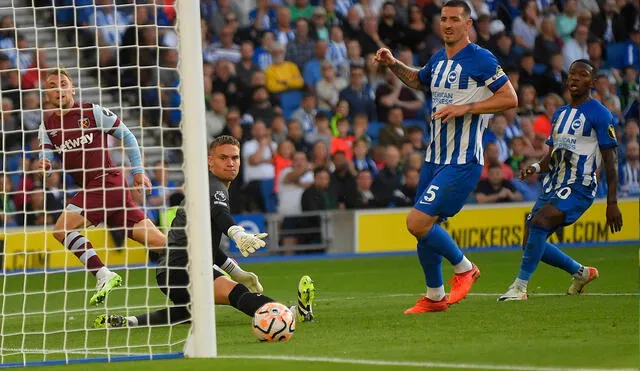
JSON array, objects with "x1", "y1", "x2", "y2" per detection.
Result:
[
  {"x1": 543, "y1": 99, "x2": 618, "y2": 196},
  {"x1": 418, "y1": 43, "x2": 508, "y2": 165}
]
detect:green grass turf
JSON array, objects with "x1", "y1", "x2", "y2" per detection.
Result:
[{"x1": 1, "y1": 245, "x2": 637, "y2": 370}]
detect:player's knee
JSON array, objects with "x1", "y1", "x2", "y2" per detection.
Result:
[
  {"x1": 406, "y1": 212, "x2": 433, "y2": 238},
  {"x1": 530, "y1": 213, "x2": 554, "y2": 230},
  {"x1": 148, "y1": 232, "x2": 166, "y2": 248}
]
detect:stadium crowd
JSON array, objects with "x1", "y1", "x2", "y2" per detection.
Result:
[{"x1": 0, "y1": 0, "x2": 638, "y2": 228}]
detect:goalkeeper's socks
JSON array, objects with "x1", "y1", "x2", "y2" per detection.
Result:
[
  {"x1": 228, "y1": 283, "x2": 273, "y2": 317},
  {"x1": 541, "y1": 242, "x2": 582, "y2": 275},
  {"x1": 63, "y1": 232, "x2": 104, "y2": 275},
  {"x1": 135, "y1": 306, "x2": 190, "y2": 326},
  {"x1": 517, "y1": 226, "x2": 550, "y2": 281}
]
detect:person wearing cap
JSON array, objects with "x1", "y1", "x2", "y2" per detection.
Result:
[{"x1": 311, "y1": 6, "x2": 329, "y2": 40}]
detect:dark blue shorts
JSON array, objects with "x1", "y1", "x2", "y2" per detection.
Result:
[
  {"x1": 414, "y1": 162, "x2": 482, "y2": 218},
  {"x1": 530, "y1": 183, "x2": 594, "y2": 226}
]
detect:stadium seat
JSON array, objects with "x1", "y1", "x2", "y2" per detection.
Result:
[
  {"x1": 366, "y1": 121, "x2": 385, "y2": 144},
  {"x1": 279, "y1": 90, "x2": 303, "y2": 120},
  {"x1": 533, "y1": 63, "x2": 547, "y2": 75},
  {"x1": 403, "y1": 120, "x2": 424, "y2": 128},
  {"x1": 606, "y1": 43, "x2": 627, "y2": 69}
]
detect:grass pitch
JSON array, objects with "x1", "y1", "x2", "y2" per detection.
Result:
[{"x1": 1, "y1": 245, "x2": 637, "y2": 370}]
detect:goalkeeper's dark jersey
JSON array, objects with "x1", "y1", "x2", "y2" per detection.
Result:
[{"x1": 165, "y1": 172, "x2": 234, "y2": 267}]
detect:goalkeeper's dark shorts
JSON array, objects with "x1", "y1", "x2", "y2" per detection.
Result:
[{"x1": 156, "y1": 263, "x2": 223, "y2": 305}]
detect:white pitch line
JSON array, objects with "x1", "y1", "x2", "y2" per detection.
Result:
[
  {"x1": 219, "y1": 354, "x2": 635, "y2": 371},
  {"x1": 315, "y1": 292, "x2": 637, "y2": 302}
]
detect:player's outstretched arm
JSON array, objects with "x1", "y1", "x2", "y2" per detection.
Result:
[
  {"x1": 602, "y1": 148, "x2": 623, "y2": 233},
  {"x1": 433, "y1": 82, "x2": 519, "y2": 122},
  {"x1": 37, "y1": 123, "x2": 55, "y2": 171},
  {"x1": 520, "y1": 146, "x2": 552, "y2": 180},
  {"x1": 375, "y1": 48, "x2": 421, "y2": 89}
]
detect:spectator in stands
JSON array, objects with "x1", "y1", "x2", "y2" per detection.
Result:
[
  {"x1": 327, "y1": 25, "x2": 348, "y2": 69},
  {"x1": 591, "y1": 0, "x2": 628, "y2": 44},
  {"x1": 330, "y1": 118, "x2": 355, "y2": 160},
  {"x1": 316, "y1": 60, "x2": 347, "y2": 111},
  {"x1": 273, "y1": 7, "x2": 295, "y2": 46},
  {"x1": 147, "y1": 161, "x2": 178, "y2": 224},
  {"x1": 278, "y1": 150, "x2": 314, "y2": 213},
  {"x1": 305, "y1": 113, "x2": 332, "y2": 149},
  {"x1": 290, "y1": 0, "x2": 314, "y2": 21},
  {"x1": 622, "y1": 119, "x2": 639, "y2": 145},
  {"x1": 503, "y1": 107, "x2": 524, "y2": 142},
  {"x1": 338, "y1": 39, "x2": 364, "y2": 79},
  {"x1": 242, "y1": 120, "x2": 277, "y2": 213},
  {"x1": 556, "y1": 0, "x2": 578, "y2": 41},
  {"x1": 618, "y1": 66, "x2": 639, "y2": 112},
  {"x1": 0, "y1": 174, "x2": 16, "y2": 226},
  {"x1": 2, "y1": 69, "x2": 21, "y2": 109},
  {"x1": 303, "y1": 40, "x2": 328, "y2": 90},
  {"x1": 475, "y1": 14, "x2": 492, "y2": 50},
  {"x1": 286, "y1": 119, "x2": 312, "y2": 154},
  {"x1": 210, "y1": 0, "x2": 243, "y2": 36},
  {"x1": 342, "y1": 6, "x2": 362, "y2": 40},
  {"x1": 292, "y1": 93, "x2": 318, "y2": 133},
  {"x1": 512, "y1": 1, "x2": 540, "y2": 52},
  {"x1": 518, "y1": 84, "x2": 541, "y2": 117},
  {"x1": 302, "y1": 167, "x2": 337, "y2": 210},
  {"x1": 372, "y1": 145, "x2": 407, "y2": 207},
  {"x1": 485, "y1": 114, "x2": 510, "y2": 163},
  {"x1": 595, "y1": 74, "x2": 621, "y2": 111},
  {"x1": 286, "y1": 18, "x2": 315, "y2": 71},
  {"x1": 475, "y1": 164, "x2": 523, "y2": 204},
  {"x1": 1, "y1": 97, "x2": 20, "y2": 153},
  {"x1": 353, "y1": 169, "x2": 379, "y2": 208},
  {"x1": 620, "y1": 141, "x2": 640, "y2": 197},
  {"x1": 352, "y1": 113, "x2": 372, "y2": 143},
  {"x1": 378, "y1": 106, "x2": 407, "y2": 148},
  {"x1": 249, "y1": 0, "x2": 276, "y2": 32},
  {"x1": 358, "y1": 15, "x2": 386, "y2": 56},
  {"x1": 518, "y1": 52, "x2": 537, "y2": 88},
  {"x1": 407, "y1": 126, "x2": 426, "y2": 152},
  {"x1": 322, "y1": 0, "x2": 342, "y2": 27},
  {"x1": 377, "y1": 2, "x2": 404, "y2": 50},
  {"x1": 247, "y1": 85, "x2": 277, "y2": 126},
  {"x1": 562, "y1": 24, "x2": 589, "y2": 71},
  {"x1": 309, "y1": 140, "x2": 332, "y2": 171},
  {"x1": 330, "y1": 151, "x2": 358, "y2": 209},
  {"x1": 265, "y1": 43, "x2": 304, "y2": 94},
  {"x1": 406, "y1": 151, "x2": 424, "y2": 172},
  {"x1": 221, "y1": 108, "x2": 244, "y2": 142},
  {"x1": 512, "y1": 160, "x2": 542, "y2": 201},
  {"x1": 533, "y1": 93, "x2": 563, "y2": 139},
  {"x1": 273, "y1": 139, "x2": 295, "y2": 193},
  {"x1": 254, "y1": 31, "x2": 275, "y2": 71},
  {"x1": 534, "y1": 15, "x2": 562, "y2": 66},
  {"x1": 539, "y1": 52, "x2": 567, "y2": 97},
  {"x1": 26, "y1": 187, "x2": 54, "y2": 226},
  {"x1": 339, "y1": 64, "x2": 375, "y2": 121},
  {"x1": 21, "y1": 91, "x2": 41, "y2": 132},
  {"x1": 353, "y1": 138, "x2": 377, "y2": 176},
  {"x1": 401, "y1": 168, "x2": 420, "y2": 205},
  {"x1": 481, "y1": 142, "x2": 514, "y2": 181},
  {"x1": 586, "y1": 38, "x2": 607, "y2": 73},
  {"x1": 205, "y1": 92, "x2": 227, "y2": 142},
  {"x1": 375, "y1": 69, "x2": 424, "y2": 121},
  {"x1": 236, "y1": 41, "x2": 260, "y2": 92},
  {"x1": 211, "y1": 59, "x2": 239, "y2": 107},
  {"x1": 311, "y1": 7, "x2": 329, "y2": 41},
  {"x1": 505, "y1": 136, "x2": 527, "y2": 174},
  {"x1": 405, "y1": 4, "x2": 428, "y2": 54},
  {"x1": 492, "y1": 32, "x2": 519, "y2": 70},
  {"x1": 270, "y1": 114, "x2": 288, "y2": 144},
  {"x1": 204, "y1": 26, "x2": 240, "y2": 64},
  {"x1": 425, "y1": 14, "x2": 444, "y2": 58}
]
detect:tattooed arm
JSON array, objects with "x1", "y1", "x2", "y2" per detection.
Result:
[{"x1": 374, "y1": 48, "x2": 422, "y2": 90}]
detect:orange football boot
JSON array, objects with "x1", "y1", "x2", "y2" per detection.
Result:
[
  {"x1": 404, "y1": 296, "x2": 448, "y2": 314},
  {"x1": 448, "y1": 263, "x2": 480, "y2": 304}
]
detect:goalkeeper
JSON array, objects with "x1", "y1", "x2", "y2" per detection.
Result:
[{"x1": 95, "y1": 136, "x2": 314, "y2": 327}]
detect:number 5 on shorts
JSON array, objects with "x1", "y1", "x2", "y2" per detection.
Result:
[{"x1": 422, "y1": 185, "x2": 440, "y2": 203}]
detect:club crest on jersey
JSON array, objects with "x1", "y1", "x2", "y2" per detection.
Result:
[
  {"x1": 570, "y1": 119, "x2": 583, "y2": 130},
  {"x1": 78, "y1": 118, "x2": 90, "y2": 128},
  {"x1": 54, "y1": 133, "x2": 94, "y2": 152},
  {"x1": 447, "y1": 70, "x2": 458, "y2": 84},
  {"x1": 214, "y1": 190, "x2": 227, "y2": 201}
]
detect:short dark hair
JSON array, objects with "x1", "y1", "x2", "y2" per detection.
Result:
[
  {"x1": 314, "y1": 167, "x2": 329, "y2": 176},
  {"x1": 570, "y1": 59, "x2": 597, "y2": 76},
  {"x1": 209, "y1": 135, "x2": 240, "y2": 153},
  {"x1": 442, "y1": 0, "x2": 471, "y2": 17},
  {"x1": 315, "y1": 112, "x2": 329, "y2": 121}
]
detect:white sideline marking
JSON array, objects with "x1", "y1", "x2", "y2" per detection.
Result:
[
  {"x1": 220, "y1": 354, "x2": 635, "y2": 371},
  {"x1": 315, "y1": 292, "x2": 637, "y2": 302}
]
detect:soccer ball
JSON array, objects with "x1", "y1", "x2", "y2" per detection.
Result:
[{"x1": 252, "y1": 302, "x2": 296, "y2": 342}]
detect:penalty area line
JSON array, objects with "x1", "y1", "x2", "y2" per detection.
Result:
[
  {"x1": 315, "y1": 292, "x2": 637, "y2": 302},
  {"x1": 219, "y1": 354, "x2": 635, "y2": 371}
]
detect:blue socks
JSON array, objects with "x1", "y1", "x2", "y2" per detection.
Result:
[
  {"x1": 517, "y1": 225, "x2": 550, "y2": 281},
  {"x1": 417, "y1": 238, "x2": 443, "y2": 288},
  {"x1": 417, "y1": 224, "x2": 465, "y2": 289},
  {"x1": 541, "y1": 242, "x2": 581, "y2": 275}
]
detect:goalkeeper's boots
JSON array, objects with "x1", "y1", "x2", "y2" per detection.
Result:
[
  {"x1": 567, "y1": 266, "x2": 599, "y2": 295},
  {"x1": 94, "y1": 314, "x2": 126, "y2": 328},
  {"x1": 497, "y1": 284, "x2": 528, "y2": 301},
  {"x1": 295, "y1": 275, "x2": 315, "y2": 322},
  {"x1": 448, "y1": 263, "x2": 480, "y2": 304},
  {"x1": 90, "y1": 269, "x2": 123, "y2": 306},
  {"x1": 404, "y1": 296, "x2": 448, "y2": 314}
]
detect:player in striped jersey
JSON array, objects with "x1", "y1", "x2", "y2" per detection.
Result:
[
  {"x1": 375, "y1": 0, "x2": 518, "y2": 313},
  {"x1": 498, "y1": 60, "x2": 623, "y2": 301}
]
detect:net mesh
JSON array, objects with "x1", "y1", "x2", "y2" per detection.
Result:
[{"x1": 0, "y1": 0, "x2": 190, "y2": 365}]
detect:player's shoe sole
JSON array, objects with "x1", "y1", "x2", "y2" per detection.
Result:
[
  {"x1": 94, "y1": 314, "x2": 126, "y2": 328},
  {"x1": 567, "y1": 267, "x2": 599, "y2": 295},
  {"x1": 404, "y1": 297, "x2": 448, "y2": 314},
  {"x1": 497, "y1": 285, "x2": 528, "y2": 301},
  {"x1": 296, "y1": 275, "x2": 315, "y2": 322},
  {"x1": 90, "y1": 272, "x2": 123, "y2": 306},
  {"x1": 448, "y1": 263, "x2": 480, "y2": 305}
]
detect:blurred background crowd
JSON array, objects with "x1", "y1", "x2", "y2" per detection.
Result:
[{"x1": 0, "y1": 0, "x2": 638, "y2": 229}]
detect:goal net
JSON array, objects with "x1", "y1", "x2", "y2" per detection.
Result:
[{"x1": 0, "y1": 0, "x2": 213, "y2": 366}]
